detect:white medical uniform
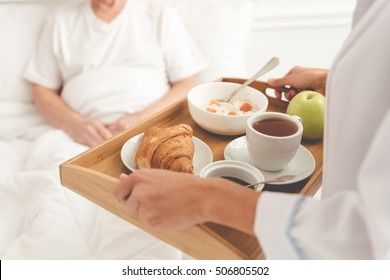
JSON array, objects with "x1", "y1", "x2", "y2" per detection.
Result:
[
  {"x1": 23, "y1": 0, "x2": 205, "y2": 121},
  {"x1": 255, "y1": 0, "x2": 390, "y2": 259}
]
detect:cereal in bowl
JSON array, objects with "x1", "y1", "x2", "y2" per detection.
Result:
[{"x1": 205, "y1": 99, "x2": 258, "y2": 116}]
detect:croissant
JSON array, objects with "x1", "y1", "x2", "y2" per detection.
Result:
[{"x1": 135, "y1": 124, "x2": 195, "y2": 173}]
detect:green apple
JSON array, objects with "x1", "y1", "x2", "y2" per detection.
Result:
[{"x1": 286, "y1": 91, "x2": 325, "y2": 139}]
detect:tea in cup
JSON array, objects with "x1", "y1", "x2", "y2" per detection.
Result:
[{"x1": 246, "y1": 112, "x2": 303, "y2": 171}]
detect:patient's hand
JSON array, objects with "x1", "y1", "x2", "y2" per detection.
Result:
[
  {"x1": 106, "y1": 113, "x2": 144, "y2": 135},
  {"x1": 30, "y1": 83, "x2": 112, "y2": 147},
  {"x1": 65, "y1": 117, "x2": 113, "y2": 147}
]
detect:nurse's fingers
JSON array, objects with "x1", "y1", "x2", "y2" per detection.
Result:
[
  {"x1": 274, "y1": 90, "x2": 282, "y2": 99},
  {"x1": 114, "y1": 173, "x2": 136, "y2": 201},
  {"x1": 285, "y1": 90, "x2": 299, "y2": 101},
  {"x1": 126, "y1": 194, "x2": 140, "y2": 213}
]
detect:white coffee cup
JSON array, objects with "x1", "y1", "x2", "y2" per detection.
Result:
[{"x1": 246, "y1": 112, "x2": 303, "y2": 172}]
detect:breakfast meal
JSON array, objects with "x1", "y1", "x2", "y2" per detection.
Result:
[
  {"x1": 135, "y1": 124, "x2": 195, "y2": 173},
  {"x1": 204, "y1": 99, "x2": 257, "y2": 116}
]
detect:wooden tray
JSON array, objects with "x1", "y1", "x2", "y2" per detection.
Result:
[{"x1": 60, "y1": 78, "x2": 323, "y2": 260}]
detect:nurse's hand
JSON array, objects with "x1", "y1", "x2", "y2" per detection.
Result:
[
  {"x1": 114, "y1": 169, "x2": 212, "y2": 230},
  {"x1": 114, "y1": 169, "x2": 259, "y2": 234},
  {"x1": 268, "y1": 66, "x2": 328, "y2": 100}
]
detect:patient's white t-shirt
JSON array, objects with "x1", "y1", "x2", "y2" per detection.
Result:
[{"x1": 24, "y1": 0, "x2": 206, "y2": 122}]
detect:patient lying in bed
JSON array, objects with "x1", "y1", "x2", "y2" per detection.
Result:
[
  {"x1": 0, "y1": 0, "x2": 204, "y2": 259},
  {"x1": 24, "y1": 0, "x2": 205, "y2": 148}
]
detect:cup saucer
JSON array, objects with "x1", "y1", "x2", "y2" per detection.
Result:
[{"x1": 224, "y1": 136, "x2": 316, "y2": 185}]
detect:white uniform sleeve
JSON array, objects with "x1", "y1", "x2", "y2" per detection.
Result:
[
  {"x1": 255, "y1": 109, "x2": 390, "y2": 259},
  {"x1": 23, "y1": 11, "x2": 62, "y2": 90},
  {"x1": 159, "y1": 6, "x2": 206, "y2": 82},
  {"x1": 255, "y1": 192, "x2": 306, "y2": 259},
  {"x1": 359, "y1": 108, "x2": 390, "y2": 259}
]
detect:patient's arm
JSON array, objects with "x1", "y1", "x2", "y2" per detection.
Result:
[
  {"x1": 32, "y1": 84, "x2": 112, "y2": 147},
  {"x1": 106, "y1": 75, "x2": 197, "y2": 135}
]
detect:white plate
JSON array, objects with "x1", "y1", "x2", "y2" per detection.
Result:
[
  {"x1": 121, "y1": 133, "x2": 213, "y2": 176},
  {"x1": 224, "y1": 136, "x2": 316, "y2": 184}
]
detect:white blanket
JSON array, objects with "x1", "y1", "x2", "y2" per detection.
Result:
[
  {"x1": 0, "y1": 132, "x2": 184, "y2": 260},
  {"x1": 0, "y1": 102, "x2": 50, "y2": 141},
  {"x1": 0, "y1": 72, "x2": 184, "y2": 259}
]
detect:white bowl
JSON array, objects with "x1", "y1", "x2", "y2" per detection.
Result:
[
  {"x1": 199, "y1": 160, "x2": 265, "y2": 191},
  {"x1": 187, "y1": 82, "x2": 269, "y2": 135}
]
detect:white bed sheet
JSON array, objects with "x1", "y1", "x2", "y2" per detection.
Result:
[
  {"x1": 0, "y1": 105, "x2": 184, "y2": 260},
  {"x1": 0, "y1": 133, "x2": 185, "y2": 259}
]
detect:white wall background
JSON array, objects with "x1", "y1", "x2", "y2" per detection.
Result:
[{"x1": 245, "y1": 0, "x2": 356, "y2": 79}]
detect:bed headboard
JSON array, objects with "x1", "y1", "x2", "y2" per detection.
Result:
[{"x1": 0, "y1": 0, "x2": 254, "y2": 104}]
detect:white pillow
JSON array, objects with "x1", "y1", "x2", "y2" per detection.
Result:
[
  {"x1": 161, "y1": 0, "x2": 255, "y2": 83},
  {"x1": 0, "y1": 3, "x2": 53, "y2": 102}
]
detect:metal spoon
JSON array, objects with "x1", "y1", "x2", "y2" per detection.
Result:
[
  {"x1": 220, "y1": 57, "x2": 280, "y2": 103},
  {"x1": 246, "y1": 174, "x2": 296, "y2": 189}
]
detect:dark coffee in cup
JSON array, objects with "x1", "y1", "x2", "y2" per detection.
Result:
[
  {"x1": 221, "y1": 176, "x2": 249, "y2": 186},
  {"x1": 252, "y1": 118, "x2": 298, "y2": 137}
]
